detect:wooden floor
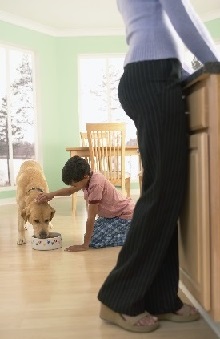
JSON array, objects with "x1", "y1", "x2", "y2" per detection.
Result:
[{"x1": 0, "y1": 196, "x2": 219, "y2": 339}]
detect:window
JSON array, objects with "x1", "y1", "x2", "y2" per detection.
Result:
[
  {"x1": 183, "y1": 41, "x2": 220, "y2": 72},
  {"x1": 78, "y1": 55, "x2": 138, "y2": 178},
  {"x1": 78, "y1": 55, "x2": 138, "y2": 145},
  {"x1": 183, "y1": 48, "x2": 202, "y2": 72},
  {"x1": 0, "y1": 46, "x2": 37, "y2": 188}
]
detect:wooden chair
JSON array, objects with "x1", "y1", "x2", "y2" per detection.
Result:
[
  {"x1": 80, "y1": 132, "x2": 89, "y2": 146},
  {"x1": 79, "y1": 131, "x2": 90, "y2": 164},
  {"x1": 86, "y1": 122, "x2": 130, "y2": 197}
]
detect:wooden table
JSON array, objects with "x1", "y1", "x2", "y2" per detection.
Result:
[{"x1": 66, "y1": 146, "x2": 139, "y2": 158}]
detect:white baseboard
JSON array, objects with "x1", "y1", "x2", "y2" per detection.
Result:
[
  {"x1": 0, "y1": 197, "x2": 16, "y2": 205},
  {"x1": 0, "y1": 188, "x2": 140, "y2": 206},
  {"x1": 54, "y1": 188, "x2": 141, "y2": 198},
  {"x1": 179, "y1": 281, "x2": 220, "y2": 338}
]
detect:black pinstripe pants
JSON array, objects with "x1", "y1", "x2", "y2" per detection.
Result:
[{"x1": 98, "y1": 59, "x2": 188, "y2": 316}]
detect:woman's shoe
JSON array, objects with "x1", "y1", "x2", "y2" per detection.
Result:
[
  {"x1": 99, "y1": 304, "x2": 159, "y2": 333},
  {"x1": 156, "y1": 304, "x2": 200, "y2": 322}
]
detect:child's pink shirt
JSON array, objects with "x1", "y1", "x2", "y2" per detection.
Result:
[{"x1": 83, "y1": 172, "x2": 134, "y2": 220}]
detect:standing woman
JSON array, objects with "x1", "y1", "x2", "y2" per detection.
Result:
[{"x1": 98, "y1": 0, "x2": 220, "y2": 333}]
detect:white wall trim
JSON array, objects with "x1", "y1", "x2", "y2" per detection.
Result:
[
  {"x1": 202, "y1": 9, "x2": 220, "y2": 23},
  {"x1": 179, "y1": 281, "x2": 220, "y2": 338},
  {"x1": 0, "y1": 11, "x2": 57, "y2": 36},
  {"x1": 0, "y1": 197, "x2": 16, "y2": 205},
  {"x1": 53, "y1": 188, "x2": 141, "y2": 198},
  {"x1": 54, "y1": 28, "x2": 125, "y2": 37},
  {"x1": 0, "y1": 9, "x2": 219, "y2": 37},
  {"x1": 0, "y1": 10, "x2": 124, "y2": 37}
]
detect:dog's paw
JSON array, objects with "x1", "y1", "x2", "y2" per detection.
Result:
[{"x1": 17, "y1": 237, "x2": 26, "y2": 245}]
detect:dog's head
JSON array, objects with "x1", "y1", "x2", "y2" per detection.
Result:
[{"x1": 21, "y1": 202, "x2": 55, "y2": 239}]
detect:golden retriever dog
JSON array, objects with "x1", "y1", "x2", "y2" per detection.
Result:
[{"x1": 16, "y1": 160, "x2": 55, "y2": 245}]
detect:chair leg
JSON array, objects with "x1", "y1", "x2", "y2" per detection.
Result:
[
  {"x1": 138, "y1": 172, "x2": 142, "y2": 196},
  {"x1": 125, "y1": 177, "x2": 130, "y2": 198},
  {"x1": 72, "y1": 192, "x2": 77, "y2": 216}
]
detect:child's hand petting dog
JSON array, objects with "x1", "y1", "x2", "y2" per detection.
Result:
[{"x1": 36, "y1": 192, "x2": 54, "y2": 203}]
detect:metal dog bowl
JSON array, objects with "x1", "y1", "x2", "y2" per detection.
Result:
[{"x1": 31, "y1": 232, "x2": 62, "y2": 251}]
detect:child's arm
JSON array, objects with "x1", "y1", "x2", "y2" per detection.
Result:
[
  {"x1": 84, "y1": 203, "x2": 99, "y2": 246},
  {"x1": 36, "y1": 186, "x2": 79, "y2": 203},
  {"x1": 65, "y1": 203, "x2": 99, "y2": 252}
]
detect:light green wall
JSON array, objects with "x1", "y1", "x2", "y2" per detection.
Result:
[
  {"x1": 42, "y1": 36, "x2": 127, "y2": 192},
  {"x1": 51, "y1": 36, "x2": 127, "y2": 189},
  {"x1": 0, "y1": 21, "x2": 126, "y2": 199},
  {"x1": 205, "y1": 19, "x2": 220, "y2": 40},
  {"x1": 0, "y1": 18, "x2": 219, "y2": 200},
  {"x1": 0, "y1": 21, "x2": 58, "y2": 199}
]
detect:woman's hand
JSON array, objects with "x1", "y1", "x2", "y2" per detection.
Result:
[
  {"x1": 36, "y1": 192, "x2": 54, "y2": 203},
  {"x1": 64, "y1": 243, "x2": 89, "y2": 252}
]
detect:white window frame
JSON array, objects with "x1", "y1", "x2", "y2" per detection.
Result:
[
  {"x1": 78, "y1": 53, "x2": 126, "y2": 132},
  {"x1": 0, "y1": 44, "x2": 39, "y2": 191}
]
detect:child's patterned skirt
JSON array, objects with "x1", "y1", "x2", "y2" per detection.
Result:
[{"x1": 89, "y1": 216, "x2": 131, "y2": 248}]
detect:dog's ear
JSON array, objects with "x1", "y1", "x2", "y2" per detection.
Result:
[
  {"x1": 21, "y1": 208, "x2": 30, "y2": 222},
  {"x1": 50, "y1": 207, "x2": 56, "y2": 221}
]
